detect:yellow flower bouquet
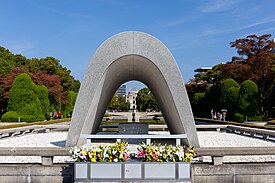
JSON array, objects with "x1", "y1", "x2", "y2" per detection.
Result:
[{"x1": 70, "y1": 141, "x2": 130, "y2": 162}]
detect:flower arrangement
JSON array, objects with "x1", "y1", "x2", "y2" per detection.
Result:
[
  {"x1": 70, "y1": 141, "x2": 130, "y2": 162},
  {"x1": 136, "y1": 142, "x2": 196, "y2": 162},
  {"x1": 70, "y1": 141, "x2": 196, "y2": 163}
]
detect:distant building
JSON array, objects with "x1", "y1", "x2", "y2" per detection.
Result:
[
  {"x1": 117, "y1": 84, "x2": 126, "y2": 97},
  {"x1": 126, "y1": 88, "x2": 139, "y2": 111},
  {"x1": 194, "y1": 67, "x2": 212, "y2": 73}
]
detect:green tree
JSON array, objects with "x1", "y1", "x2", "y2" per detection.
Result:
[
  {"x1": 118, "y1": 96, "x2": 130, "y2": 112},
  {"x1": 36, "y1": 85, "x2": 50, "y2": 118},
  {"x1": 13, "y1": 54, "x2": 29, "y2": 69},
  {"x1": 237, "y1": 80, "x2": 260, "y2": 118},
  {"x1": 220, "y1": 79, "x2": 239, "y2": 104},
  {"x1": 28, "y1": 58, "x2": 41, "y2": 73},
  {"x1": 39, "y1": 57, "x2": 60, "y2": 74},
  {"x1": 219, "y1": 79, "x2": 240, "y2": 119},
  {"x1": 191, "y1": 92, "x2": 205, "y2": 117},
  {"x1": 3, "y1": 73, "x2": 45, "y2": 122},
  {"x1": 136, "y1": 88, "x2": 158, "y2": 112},
  {"x1": 62, "y1": 91, "x2": 77, "y2": 117},
  {"x1": 0, "y1": 45, "x2": 80, "y2": 117},
  {"x1": 0, "y1": 47, "x2": 16, "y2": 75},
  {"x1": 202, "y1": 84, "x2": 222, "y2": 117},
  {"x1": 226, "y1": 86, "x2": 240, "y2": 119},
  {"x1": 108, "y1": 93, "x2": 120, "y2": 111},
  {"x1": 230, "y1": 34, "x2": 275, "y2": 119},
  {"x1": 38, "y1": 57, "x2": 80, "y2": 93}
]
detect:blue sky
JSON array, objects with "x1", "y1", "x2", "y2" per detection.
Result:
[{"x1": 1, "y1": 0, "x2": 275, "y2": 92}]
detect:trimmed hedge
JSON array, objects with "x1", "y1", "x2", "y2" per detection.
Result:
[
  {"x1": 8, "y1": 74, "x2": 43, "y2": 116},
  {"x1": 238, "y1": 80, "x2": 260, "y2": 117},
  {"x1": 1, "y1": 111, "x2": 45, "y2": 123},
  {"x1": 1, "y1": 111, "x2": 19, "y2": 122},
  {"x1": 5, "y1": 73, "x2": 47, "y2": 122},
  {"x1": 233, "y1": 113, "x2": 245, "y2": 123},
  {"x1": 19, "y1": 114, "x2": 45, "y2": 122}
]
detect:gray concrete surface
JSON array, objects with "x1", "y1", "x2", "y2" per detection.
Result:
[
  {"x1": 66, "y1": 31, "x2": 198, "y2": 147},
  {"x1": 0, "y1": 163, "x2": 274, "y2": 183},
  {"x1": 193, "y1": 163, "x2": 275, "y2": 183},
  {"x1": 0, "y1": 164, "x2": 73, "y2": 183}
]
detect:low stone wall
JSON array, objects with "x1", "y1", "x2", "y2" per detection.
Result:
[
  {"x1": 193, "y1": 163, "x2": 275, "y2": 183},
  {"x1": 0, "y1": 164, "x2": 73, "y2": 183},
  {"x1": 0, "y1": 163, "x2": 274, "y2": 183}
]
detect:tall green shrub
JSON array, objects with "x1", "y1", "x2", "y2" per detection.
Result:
[
  {"x1": 238, "y1": 80, "x2": 260, "y2": 118},
  {"x1": 220, "y1": 79, "x2": 239, "y2": 105},
  {"x1": 207, "y1": 84, "x2": 221, "y2": 110},
  {"x1": 203, "y1": 85, "x2": 222, "y2": 117},
  {"x1": 191, "y1": 92, "x2": 205, "y2": 117},
  {"x1": 37, "y1": 85, "x2": 50, "y2": 118},
  {"x1": 62, "y1": 91, "x2": 77, "y2": 117},
  {"x1": 226, "y1": 86, "x2": 240, "y2": 119},
  {"x1": 3, "y1": 73, "x2": 45, "y2": 122},
  {"x1": 219, "y1": 79, "x2": 239, "y2": 120}
]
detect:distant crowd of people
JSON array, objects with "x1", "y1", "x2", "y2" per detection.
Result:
[
  {"x1": 211, "y1": 109, "x2": 227, "y2": 121},
  {"x1": 49, "y1": 111, "x2": 62, "y2": 120}
]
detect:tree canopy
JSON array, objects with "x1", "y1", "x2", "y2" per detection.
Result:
[
  {"x1": 187, "y1": 34, "x2": 275, "y2": 121},
  {"x1": 136, "y1": 88, "x2": 158, "y2": 112},
  {"x1": 0, "y1": 45, "x2": 80, "y2": 121},
  {"x1": 2, "y1": 73, "x2": 45, "y2": 122}
]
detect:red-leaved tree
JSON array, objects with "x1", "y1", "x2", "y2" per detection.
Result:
[{"x1": 230, "y1": 34, "x2": 275, "y2": 119}]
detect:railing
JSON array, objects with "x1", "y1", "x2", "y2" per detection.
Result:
[
  {"x1": 0, "y1": 147, "x2": 71, "y2": 166},
  {"x1": 194, "y1": 146, "x2": 275, "y2": 165},
  {"x1": 0, "y1": 125, "x2": 69, "y2": 139},
  {"x1": 99, "y1": 124, "x2": 228, "y2": 132},
  {"x1": 226, "y1": 125, "x2": 275, "y2": 140},
  {"x1": 0, "y1": 146, "x2": 275, "y2": 166},
  {"x1": 80, "y1": 134, "x2": 187, "y2": 148}
]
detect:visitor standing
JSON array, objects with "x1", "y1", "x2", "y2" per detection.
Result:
[
  {"x1": 213, "y1": 111, "x2": 217, "y2": 120},
  {"x1": 217, "y1": 112, "x2": 221, "y2": 120},
  {"x1": 49, "y1": 111, "x2": 53, "y2": 120},
  {"x1": 211, "y1": 109, "x2": 214, "y2": 120}
]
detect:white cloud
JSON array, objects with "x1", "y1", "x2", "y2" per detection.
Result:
[
  {"x1": 201, "y1": 0, "x2": 241, "y2": 13},
  {"x1": 201, "y1": 17, "x2": 275, "y2": 36},
  {"x1": 26, "y1": 0, "x2": 93, "y2": 19},
  {"x1": 6, "y1": 41, "x2": 35, "y2": 54},
  {"x1": 240, "y1": 27, "x2": 275, "y2": 38},
  {"x1": 160, "y1": 15, "x2": 200, "y2": 28}
]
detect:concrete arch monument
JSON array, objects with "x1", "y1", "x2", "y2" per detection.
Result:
[{"x1": 66, "y1": 31, "x2": 199, "y2": 147}]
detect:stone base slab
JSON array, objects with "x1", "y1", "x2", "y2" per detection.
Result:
[{"x1": 0, "y1": 162, "x2": 275, "y2": 183}]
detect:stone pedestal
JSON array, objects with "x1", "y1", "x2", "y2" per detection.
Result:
[
  {"x1": 74, "y1": 162, "x2": 191, "y2": 181},
  {"x1": 118, "y1": 122, "x2": 148, "y2": 144}
]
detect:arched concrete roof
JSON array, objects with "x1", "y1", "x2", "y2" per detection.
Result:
[{"x1": 66, "y1": 31, "x2": 199, "y2": 147}]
